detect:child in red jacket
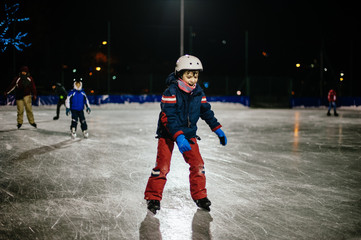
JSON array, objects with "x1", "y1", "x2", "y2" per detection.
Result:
[
  {"x1": 144, "y1": 55, "x2": 227, "y2": 214},
  {"x1": 327, "y1": 89, "x2": 338, "y2": 116}
]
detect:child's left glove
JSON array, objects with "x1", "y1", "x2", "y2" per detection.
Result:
[
  {"x1": 214, "y1": 128, "x2": 227, "y2": 146},
  {"x1": 66, "y1": 108, "x2": 70, "y2": 116},
  {"x1": 86, "y1": 107, "x2": 91, "y2": 114},
  {"x1": 176, "y1": 135, "x2": 192, "y2": 154}
]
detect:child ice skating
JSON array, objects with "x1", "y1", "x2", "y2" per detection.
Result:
[
  {"x1": 144, "y1": 55, "x2": 227, "y2": 214},
  {"x1": 65, "y1": 79, "x2": 91, "y2": 138}
]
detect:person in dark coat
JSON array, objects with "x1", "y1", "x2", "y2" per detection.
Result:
[
  {"x1": 144, "y1": 55, "x2": 227, "y2": 214},
  {"x1": 52, "y1": 82, "x2": 68, "y2": 120},
  {"x1": 4, "y1": 66, "x2": 37, "y2": 129}
]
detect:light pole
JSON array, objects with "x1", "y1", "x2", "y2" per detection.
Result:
[
  {"x1": 107, "y1": 21, "x2": 111, "y2": 94},
  {"x1": 180, "y1": 0, "x2": 184, "y2": 56},
  {"x1": 320, "y1": 40, "x2": 324, "y2": 98},
  {"x1": 245, "y1": 30, "x2": 249, "y2": 96}
]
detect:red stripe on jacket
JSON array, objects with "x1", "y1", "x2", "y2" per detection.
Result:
[
  {"x1": 161, "y1": 95, "x2": 177, "y2": 103},
  {"x1": 201, "y1": 96, "x2": 207, "y2": 103}
]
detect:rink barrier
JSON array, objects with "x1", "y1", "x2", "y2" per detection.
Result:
[
  {"x1": 0, "y1": 95, "x2": 250, "y2": 106},
  {"x1": 1, "y1": 95, "x2": 360, "y2": 108}
]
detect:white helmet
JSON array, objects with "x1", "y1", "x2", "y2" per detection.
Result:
[
  {"x1": 175, "y1": 55, "x2": 203, "y2": 73},
  {"x1": 73, "y1": 78, "x2": 83, "y2": 90}
]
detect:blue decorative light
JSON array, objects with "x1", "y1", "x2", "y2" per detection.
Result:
[{"x1": 0, "y1": 1, "x2": 31, "y2": 52}]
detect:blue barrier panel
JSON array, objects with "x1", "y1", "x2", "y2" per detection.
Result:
[
  {"x1": 0, "y1": 95, "x2": 60, "y2": 106},
  {"x1": 339, "y1": 97, "x2": 361, "y2": 106},
  {"x1": 290, "y1": 97, "x2": 323, "y2": 107},
  {"x1": 37, "y1": 95, "x2": 58, "y2": 106},
  {"x1": 207, "y1": 96, "x2": 250, "y2": 106},
  {"x1": 87, "y1": 95, "x2": 163, "y2": 105},
  {"x1": 352, "y1": 97, "x2": 360, "y2": 106},
  {"x1": 0, "y1": 95, "x2": 15, "y2": 105}
]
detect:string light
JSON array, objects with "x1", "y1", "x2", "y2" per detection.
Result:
[{"x1": 0, "y1": 2, "x2": 31, "y2": 52}]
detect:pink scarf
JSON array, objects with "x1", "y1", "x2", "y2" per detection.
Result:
[{"x1": 177, "y1": 79, "x2": 196, "y2": 93}]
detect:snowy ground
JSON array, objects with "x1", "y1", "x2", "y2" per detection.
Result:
[{"x1": 0, "y1": 103, "x2": 361, "y2": 240}]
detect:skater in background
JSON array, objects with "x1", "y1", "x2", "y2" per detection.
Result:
[
  {"x1": 4, "y1": 66, "x2": 37, "y2": 129},
  {"x1": 65, "y1": 79, "x2": 91, "y2": 138},
  {"x1": 52, "y1": 82, "x2": 67, "y2": 120},
  {"x1": 327, "y1": 89, "x2": 338, "y2": 116},
  {"x1": 144, "y1": 55, "x2": 227, "y2": 214}
]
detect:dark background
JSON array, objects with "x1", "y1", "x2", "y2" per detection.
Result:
[{"x1": 1, "y1": 0, "x2": 359, "y2": 98}]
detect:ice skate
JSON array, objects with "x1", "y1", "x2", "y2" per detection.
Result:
[
  {"x1": 30, "y1": 123, "x2": 37, "y2": 128},
  {"x1": 53, "y1": 116, "x2": 59, "y2": 120},
  {"x1": 83, "y1": 130, "x2": 89, "y2": 138},
  {"x1": 194, "y1": 197, "x2": 211, "y2": 212},
  {"x1": 17, "y1": 124, "x2": 22, "y2": 129},
  {"x1": 147, "y1": 200, "x2": 160, "y2": 214},
  {"x1": 71, "y1": 128, "x2": 77, "y2": 139}
]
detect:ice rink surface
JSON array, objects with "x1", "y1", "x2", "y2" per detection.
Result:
[{"x1": 0, "y1": 103, "x2": 360, "y2": 240}]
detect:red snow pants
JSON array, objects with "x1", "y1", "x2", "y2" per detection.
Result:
[{"x1": 144, "y1": 137, "x2": 207, "y2": 201}]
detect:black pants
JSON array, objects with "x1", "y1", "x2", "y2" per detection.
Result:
[
  {"x1": 70, "y1": 110, "x2": 87, "y2": 131},
  {"x1": 55, "y1": 98, "x2": 66, "y2": 118}
]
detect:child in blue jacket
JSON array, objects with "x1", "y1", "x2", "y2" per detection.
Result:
[
  {"x1": 144, "y1": 55, "x2": 227, "y2": 214},
  {"x1": 65, "y1": 79, "x2": 91, "y2": 138}
]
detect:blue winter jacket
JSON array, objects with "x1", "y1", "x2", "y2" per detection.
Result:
[
  {"x1": 156, "y1": 73, "x2": 221, "y2": 140},
  {"x1": 65, "y1": 89, "x2": 90, "y2": 111}
]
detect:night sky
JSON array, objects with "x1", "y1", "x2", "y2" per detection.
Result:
[{"x1": 1, "y1": 0, "x2": 359, "y2": 96}]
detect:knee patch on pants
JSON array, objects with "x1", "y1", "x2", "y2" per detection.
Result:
[
  {"x1": 150, "y1": 166, "x2": 170, "y2": 178},
  {"x1": 151, "y1": 168, "x2": 160, "y2": 177}
]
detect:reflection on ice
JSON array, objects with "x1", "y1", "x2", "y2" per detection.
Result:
[
  {"x1": 338, "y1": 123, "x2": 343, "y2": 145},
  {"x1": 139, "y1": 208, "x2": 213, "y2": 240},
  {"x1": 293, "y1": 111, "x2": 300, "y2": 153},
  {"x1": 139, "y1": 212, "x2": 161, "y2": 240},
  {"x1": 192, "y1": 209, "x2": 213, "y2": 240}
]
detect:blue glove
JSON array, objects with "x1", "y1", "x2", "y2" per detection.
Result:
[
  {"x1": 66, "y1": 108, "x2": 70, "y2": 116},
  {"x1": 215, "y1": 128, "x2": 227, "y2": 146},
  {"x1": 86, "y1": 107, "x2": 91, "y2": 114},
  {"x1": 176, "y1": 135, "x2": 191, "y2": 154}
]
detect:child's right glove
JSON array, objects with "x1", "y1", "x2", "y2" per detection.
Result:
[
  {"x1": 215, "y1": 128, "x2": 227, "y2": 146},
  {"x1": 86, "y1": 107, "x2": 91, "y2": 114},
  {"x1": 66, "y1": 108, "x2": 70, "y2": 116},
  {"x1": 176, "y1": 135, "x2": 191, "y2": 154}
]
